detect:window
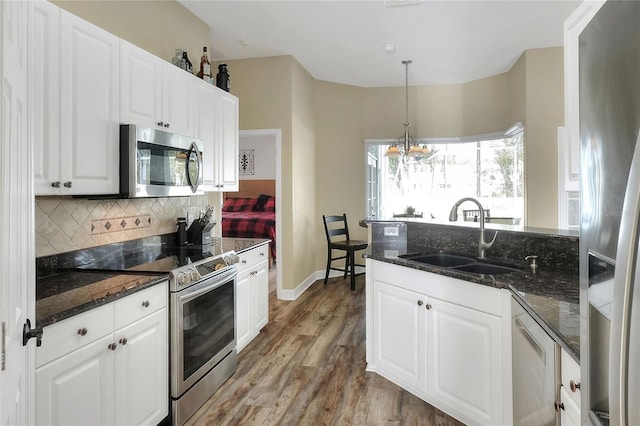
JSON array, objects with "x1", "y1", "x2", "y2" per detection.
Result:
[{"x1": 365, "y1": 131, "x2": 524, "y2": 224}]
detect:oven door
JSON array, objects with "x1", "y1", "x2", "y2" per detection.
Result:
[{"x1": 170, "y1": 267, "x2": 236, "y2": 398}]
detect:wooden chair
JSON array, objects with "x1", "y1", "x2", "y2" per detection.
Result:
[{"x1": 322, "y1": 214, "x2": 368, "y2": 291}]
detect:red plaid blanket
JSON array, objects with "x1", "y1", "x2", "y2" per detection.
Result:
[{"x1": 222, "y1": 211, "x2": 276, "y2": 259}]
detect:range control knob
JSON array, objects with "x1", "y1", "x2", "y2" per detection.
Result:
[
  {"x1": 178, "y1": 272, "x2": 190, "y2": 286},
  {"x1": 189, "y1": 269, "x2": 199, "y2": 281}
]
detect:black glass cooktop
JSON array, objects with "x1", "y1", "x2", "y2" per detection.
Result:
[{"x1": 77, "y1": 243, "x2": 224, "y2": 273}]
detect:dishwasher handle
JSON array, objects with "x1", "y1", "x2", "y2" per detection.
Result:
[{"x1": 514, "y1": 316, "x2": 546, "y2": 365}]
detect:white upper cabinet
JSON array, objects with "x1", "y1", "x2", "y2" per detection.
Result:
[
  {"x1": 32, "y1": 4, "x2": 120, "y2": 195},
  {"x1": 120, "y1": 39, "x2": 193, "y2": 137},
  {"x1": 218, "y1": 91, "x2": 239, "y2": 191},
  {"x1": 194, "y1": 80, "x2": 239, "y2": 192},
  {"x1": 31, "y1": 0, "x2": 60, "y2": 195}
]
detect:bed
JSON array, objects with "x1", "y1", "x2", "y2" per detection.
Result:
[{"x1": 222, "y1": 180, "x2": 276, "y2": 260}]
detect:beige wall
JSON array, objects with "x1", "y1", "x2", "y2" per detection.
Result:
[
  {"x1": 523, "y1": 48, "x2": 564, "y2": 229},
  {"x1": 52, "y1": 0, "x2": 210, "y2": 65}
]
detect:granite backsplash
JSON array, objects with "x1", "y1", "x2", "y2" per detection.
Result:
[{"x1": 370, "y1": 221, "x2": 579, "y2": 273}]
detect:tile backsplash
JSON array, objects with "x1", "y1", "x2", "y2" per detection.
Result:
[{"x1": 35, "y1": 195, "x2": 219, "y2": 257}]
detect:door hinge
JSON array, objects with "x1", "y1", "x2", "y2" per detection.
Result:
[{"x1": 1, "y1": 321, "x2": 6, "y2": 371}]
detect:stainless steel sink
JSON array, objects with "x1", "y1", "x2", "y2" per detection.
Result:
[
  {"x1": 400, "y1": 252, "x2": 521, "y2": 276},
  {"x1": 400, "y1": 253, "x2": 476, "y2": 267},
  {"x1": 452, "y1": 263, "x2": 518, "y2": 275}
]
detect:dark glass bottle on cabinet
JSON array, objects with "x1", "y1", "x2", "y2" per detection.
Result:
[
  {"x1": 182, "y1": 51, "x2": 193, "y2": 74},
  {"x1": 216, "y1": 64, "x2": 230, "y2": 92}
]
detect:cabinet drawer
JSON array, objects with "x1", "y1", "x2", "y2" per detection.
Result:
[
  {"x1": 114, "y1": 281, "x2": 167, "y2": 330},
  {"x1": 560, "y1": 387, "x2": 581, "y2": 425},
  {"x1": 237, "y1": 244, "x2": 269, "y2": 272},
  {"x1": 37, "y1": 303, "x2": 114, "y2": 368},
  {"x1": 561, "y1": 349, "x2": 581, "y2": 408}
]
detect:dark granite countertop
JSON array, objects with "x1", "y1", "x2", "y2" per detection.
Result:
[
  {"x1": 36, "y1": 271, "x2": 167, "y2": 328},
  {"x1": 365, "y1": 242, "x2": 580, "y2": 362},
  {"x1": 35, "y1": 236, "x2": 271, "y2": 329}
]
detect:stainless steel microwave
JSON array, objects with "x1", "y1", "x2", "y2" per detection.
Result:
[{"x1": 120, "y1": 124, "x2": 203, "y2": 198}]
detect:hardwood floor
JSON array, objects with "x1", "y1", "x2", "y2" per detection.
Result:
[{"x1": 185, "y1": 269, "x2": 465, "y2": 426}]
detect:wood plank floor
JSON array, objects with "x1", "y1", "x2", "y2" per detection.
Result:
[{"x1": 185, "y1": 269, "x2": 465, "y2": 426}]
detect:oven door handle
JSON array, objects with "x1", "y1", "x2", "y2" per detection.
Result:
[{"x1": 178, "y1": 270, "x2": 237, "y2": 304}]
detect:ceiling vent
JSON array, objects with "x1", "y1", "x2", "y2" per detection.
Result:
[{"x1": 383, "y1": 0, "x2": 423, "y2": 7}]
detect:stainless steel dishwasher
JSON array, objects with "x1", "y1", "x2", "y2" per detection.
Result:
[{"x1": 512, "y1": 297, "x2": 559, "y2": 426}]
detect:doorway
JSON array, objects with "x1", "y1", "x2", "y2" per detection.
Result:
[{"x1": 238, "y1": 129, "x2": 283, "y2": 298}]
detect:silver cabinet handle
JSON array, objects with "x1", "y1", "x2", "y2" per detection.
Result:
[
  {"x1": 77, "y1": 327, "x2": 88, "y2": 336},
  {"x1": 119, "y1": 338, "x2": 127, "y2": 345},
  {"x1": 141, "y1": 301, "x2": 150, "y2": 308},
  {"x1": 157, "y1": 121, "x2": 164, "y2": 126},
  {"x1": 63, "y1": 181, "x2": 72, "y2": 188},
  {"x1": 108, "y1": 343, "x2": 117, "y2": 351},
  {"x1": 164, "y1": 123, "x2": 170, "y2": 128},
  {"x1": 51, "y1": 181, "x2": 61, "y2": 188},
  {"x1": 417, "y1": 300, "x2": 424, "y2": 306},
  {"x1": 425, "y1": 303, "x2": 432, "y2": 310}
]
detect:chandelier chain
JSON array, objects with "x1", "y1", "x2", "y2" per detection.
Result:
[{"x1": 405, "y1": 60, "x2": 409, "y2": 126}]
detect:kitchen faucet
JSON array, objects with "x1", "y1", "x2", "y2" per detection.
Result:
[{"x1": 448, "y1": 197, "x2": 497, "y2": 259}]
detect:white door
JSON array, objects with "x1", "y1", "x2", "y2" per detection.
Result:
[
  {"x1": 235, "y1": 269, "x2": 253, "y2": 352},
  {"x1": 372, "y1": 280, "x2": 426, "y2": 394},
  {"x1": 1, "y1": 0, "x2": 34, "y2": 424},
  {"x1": 58, "y1": 10, "x2": 119, "y2": 195},
  {"x1": 162, "y1": 64, "x2": 193, "y2": 136},
  {"x1": 218, "y1": 91, "x2": 239, "y2": 191},
  {"x1": 35, "y1": 335, "x2": 116, "y2": 426},
  {"x1": 425, "y1": 297, "x2": 503, "y2": 425},
  {"x1": 253, "y1": 260, "x2": 269, "y2": 331},
  {"x1": 114, "y1": 309, "x2": 168, "y2": 426}
]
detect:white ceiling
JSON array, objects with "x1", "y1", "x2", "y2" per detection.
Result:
[{"x1": 179, "y1": 0, "x2": 581, "y2": 88}]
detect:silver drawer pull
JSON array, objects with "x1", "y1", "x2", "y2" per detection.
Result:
[
  {"x1": 141, "y1": 301, "x2": 150, "y2": 308},
  {"x1": 77, "y1": 328, "x2": 88, "y2": 336}
]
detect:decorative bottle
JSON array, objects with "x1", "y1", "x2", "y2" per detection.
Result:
[
  {"x1": 197, "y1": 47, "x2": 212, "y2": 83},
  {"x1": 182, "y1": 51, "x2": 193, "y2": 74},
  {"x1": 216, "y1": 64, "x2": 230, "y2": 92}
]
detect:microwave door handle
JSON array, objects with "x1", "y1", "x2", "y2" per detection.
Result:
[{"x1": 187, "y1": 142, "x2": 202, "y2": 193}]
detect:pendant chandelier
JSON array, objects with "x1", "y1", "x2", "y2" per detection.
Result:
[{"x1": 385, "y1": 60, "x2": 430, "y2": 157}]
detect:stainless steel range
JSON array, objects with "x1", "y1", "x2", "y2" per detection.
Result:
[
  {"x1": 78, "y1": 236, "x2": 239, "y2": 425},
  {"x1": 167, "y1": 248, "x2": 239, "y2": 426}
]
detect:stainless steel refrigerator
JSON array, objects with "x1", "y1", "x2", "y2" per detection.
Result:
[{"x1": 579, "y1": 1, "x2": 640, "y2": 424}]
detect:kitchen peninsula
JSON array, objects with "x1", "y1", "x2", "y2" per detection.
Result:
[{"x1": 364, "y1": 219, "x2": 580, "y2": 425}]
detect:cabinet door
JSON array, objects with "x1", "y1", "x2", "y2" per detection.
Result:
[
  {"x1": 425, "y1": 297, "x2": 502, "y2": 425},
  {"x1": 217, "y1": 91, "x2": 239, "y2": 191},
  {"x1": 31, "y1": 0, "x2": 60, "y2": 195},
  {"x1": 114, "y1": 308, "x2": 168, "y2": 426},
  {"x1": 253, "y1": 259, "x2": 270, "y2": 331},
  {"x1": 162, "y1": 64, "x2": 193, "y2": 136},
  {"x1": 193, "y1": 80, "x2": 219, "y2": 189},
  {"x1": 236, "y1": 268, "x2": 253, "y2": 352},
  {"x1": 58, "y1": 10, "x2": 119, "y2": 194},
  {"x1": 36, "y1": 334, "x2": 115, "y2": 426},
  {"x1": 372, "y1": 280, "x2": 426, "y2": 395},
  {"x1": 120, "y1": 39, "x2": 162, "y2": 129}
]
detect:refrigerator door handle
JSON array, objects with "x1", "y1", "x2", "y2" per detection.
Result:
[{"x1": 610, "y1": 132, "x2": 640, "y2": 426}]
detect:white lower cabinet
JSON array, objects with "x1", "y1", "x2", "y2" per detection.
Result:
[
  {"x1": 36, "y1": 282, "x2": 168, "y2": 426},
  {"x1": 36, "y1": 334, "x2": 116, "y2": 425},
  {"x1": 236, "y1": 244, "x2": 270, "y2": 352},
  {"x1": 367, "y1": 259, "x2": 505, "y2": 426},
  {"x1": 560, "y1": 349, "x2": 581, "y2": 425},
  {"x1": 426, "y1": 296, "x2": 503, "y2": 424}
]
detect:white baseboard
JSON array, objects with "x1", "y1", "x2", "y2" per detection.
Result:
[{"x1": 277, "y1": 266, "x2": 365, "y2": 301}]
